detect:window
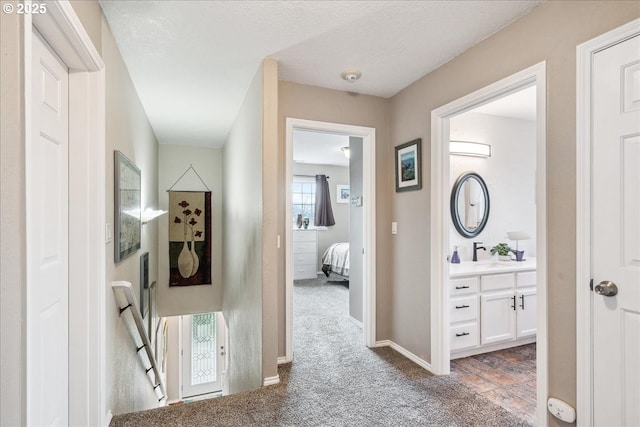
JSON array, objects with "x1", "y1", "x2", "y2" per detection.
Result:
[{"x1": 292, "y1": 177, "x2": 316, "y2": 226}]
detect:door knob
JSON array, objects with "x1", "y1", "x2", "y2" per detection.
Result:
[{"x1": 594, "y1": 281, "x2": 618, "y2": 297}]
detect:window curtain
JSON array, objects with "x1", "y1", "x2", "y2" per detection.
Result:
[{"x1": 315, "y1": 175, "x2": 335, "y2": 227}]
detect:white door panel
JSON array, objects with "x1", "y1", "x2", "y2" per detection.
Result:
[
  {"x1": 29, "y1": 29, "x2": 69, "y2": 426},
  {"x1": 592, "y1": 34, "x2": 640, "y2": 426}
]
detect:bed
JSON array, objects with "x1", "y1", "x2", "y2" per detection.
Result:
[{"x1": 321, "y1": 242, "x2": 350, "y2": 278}]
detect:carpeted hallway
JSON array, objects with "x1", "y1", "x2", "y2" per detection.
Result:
[{"x1": 112, "y1": 275, "x2": 530, "y2": 426}]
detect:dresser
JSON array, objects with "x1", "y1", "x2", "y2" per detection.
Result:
[
  {"x1": 449, "y1": 259, "x2": 537, "y2": 359},
  {"x1": 293, "y1": 229, "x2": 318, "y2": 280}
]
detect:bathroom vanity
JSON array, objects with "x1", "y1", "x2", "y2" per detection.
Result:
[{"x1": 449, "y1": 259, "x2": 536, "y2": 359}]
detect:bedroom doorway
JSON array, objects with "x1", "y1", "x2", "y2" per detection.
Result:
[{"x1": 284, "y1": 119, "x2": 376, "y2": 363}]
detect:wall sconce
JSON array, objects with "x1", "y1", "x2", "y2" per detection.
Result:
[
  {"x1": 141, "y1": 208, "x2": 167, "y2": 225},
  {"x1": 450, "y1": 141, "x2": 491, "y2": 158},
  {"x1": 341, "y1": 146, "x2": 350, "y2": 158}
]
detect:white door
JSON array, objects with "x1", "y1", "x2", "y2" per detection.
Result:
[
  {"x1": 592, "y1": 33, "x2": 640, "y2": 426},
  {"x1": 181, "y1": 312, "x2": 225, "y2": 398},
  {"x1": 480, "y1": 291, "x2": 516, "y2": 345},
  {"x1": 28, "y1": 29, "x2": 69, "y2": 426},
  {"x1": 516, "y1": 288, "x2": 536, "y2": 338}
]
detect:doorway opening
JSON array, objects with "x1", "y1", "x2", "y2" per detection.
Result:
[
  {"x1": 180, "y1": 312, "x2": 225, "y2": 400},
  {"x1": 430, "y1": 62, "x2": 547, "y2": 424},
  {"x1": 284, "y1": 119, "x2": 376, "y2": 363}
]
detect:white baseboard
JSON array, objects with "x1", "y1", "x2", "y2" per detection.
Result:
[
  {"x1": 277, "y1": 356, "x2": 289, "y2": 365},
  {"x1": 349, "y1": 316, "x2": 363, "y2": 329},
  {"x1": 263, "y1": 375, "x2": 280, "y2": 386},
  {"x1": 105, "y1": 410, "x2": 113, "y2": 427},
  {"x1": 374, "y1": 340, "x2": 435, "y2": 374}
]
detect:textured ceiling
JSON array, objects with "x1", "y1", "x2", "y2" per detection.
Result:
[
  {"x1": 99, "y1": 0, "x2": 542, "y2": 148},
  {"x1": 293, "y1": 130, "x2": 350, "y2": 167}
]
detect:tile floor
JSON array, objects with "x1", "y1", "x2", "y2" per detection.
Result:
[{"x1": 450, "y1": 344, "x2": 537, "y2": 426}]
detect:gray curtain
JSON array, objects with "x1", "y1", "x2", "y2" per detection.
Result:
[{"x1": 315, "y1": 175, "x2": 335, "y2": 227}]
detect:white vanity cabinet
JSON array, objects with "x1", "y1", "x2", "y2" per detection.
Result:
[
  {"x1": 293, "y1": 229, "x2": 318, "y2": 280},
  {"x1": 450, "y1": 262, "x2": 536, "y2": 359}
]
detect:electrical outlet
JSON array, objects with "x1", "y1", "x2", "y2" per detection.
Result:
[{"x1": 547, "y1": 397, "x2": 576, "y2": 423}]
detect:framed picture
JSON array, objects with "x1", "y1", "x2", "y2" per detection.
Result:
[
  {"x1": 140, "y1": 252, "x2": 149, "y2": 318},
  {"x1": 337, "y1": 185, "x2": 350, "y2": 204},
  {"x1": 114, "y1": 151, "x2": 141, "y2": 262},
  {"x1": 395, "y1": 138, "x2": 422, "y2": 192}
]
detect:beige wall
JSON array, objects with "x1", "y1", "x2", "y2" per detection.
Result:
[
  {"x1": 0, "y1": 10, "x2": 26, "y2": 427},
  {"x1": 222, "y1": 63, "x2": 265, "y2": 394},
  {"x1": 277, "y1": 81, "x2": 392, "y2": 357},
  {"x1": 102, "y1": 15, "x2": 162, "y2": 415},
  {"x1": 157, "y1": 145, "x2": 223, "y2": 317},
  {"x1": 389, "y1": 2, "x2": 640, "y2": 425}
]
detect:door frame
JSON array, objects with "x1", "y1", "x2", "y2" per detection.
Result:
[
  {"x1": 430, "y1": 62, "x2": 548, "y2": 422},
  {"x1": 179, "y1": 312, "x2": 225, "y2": 398},
  {"x1": 284, "y1": 118, "x2": 376, "y2": 362},
  {"x1": 25, "y1": 2, "x2": 106, "y2": 426},
  {"x1": 576, "y1": 18, "x2": 640, "y2": 427}
]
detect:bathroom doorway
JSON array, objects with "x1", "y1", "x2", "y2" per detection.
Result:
[{"x1": 430, "y1": 63, "x2": 547, "y2": 424}]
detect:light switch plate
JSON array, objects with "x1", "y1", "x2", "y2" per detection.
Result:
[
  {"x1": 391, "y1": 222, "x2": 398, "y2": 235},
  {"x1": 105, "y1": 223, "x2": 112, "y2": 243}
]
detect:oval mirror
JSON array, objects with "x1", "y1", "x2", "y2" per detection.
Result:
[{"x1": 450, "y1": 172, "x2": 490, "y2": 238}]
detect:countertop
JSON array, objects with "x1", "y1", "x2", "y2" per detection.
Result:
[{"x1": 449, "y1": 258, "x2": 537, "y2": 278}]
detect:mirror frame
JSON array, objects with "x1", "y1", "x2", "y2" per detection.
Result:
[{"x1": 450, "y1": 171, "x2": 490, "y2": 238}]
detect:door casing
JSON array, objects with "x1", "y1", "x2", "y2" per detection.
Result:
[
  {"x1": 576, "y1": 18, "x2": 640, "y2": 427},
  {"x1": 25, "y1": 2, "x2": 106, "y2": 425},
  {"x1": 430, "y1": 62, "x2": 548, "y2": 424}
]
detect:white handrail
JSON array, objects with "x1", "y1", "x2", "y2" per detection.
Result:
[{"x1": 112, "y1": 280, "x2": 167, "y2": 402}]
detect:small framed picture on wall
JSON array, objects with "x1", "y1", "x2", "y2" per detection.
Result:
[
  {"x1": 337, "y1": 185, "x2": 350, "y2": 204},
  {"x1": 395, "y1": 138, "x2": 422, "y2": 192}
]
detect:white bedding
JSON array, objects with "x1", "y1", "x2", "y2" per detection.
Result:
[{"x1": 321, "y1": 242, "x2": 350, "y2": 277}]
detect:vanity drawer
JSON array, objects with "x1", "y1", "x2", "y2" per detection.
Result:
[
  {"x1": 450, "y1": 277, "x2": 479, "y2": 296},
  {"x1": 517, "y1": 271, "x2": 537, "y2": 288},
  {"x1": 450, "y1": 296, "x2": 479, "y2": 323},
  {"x1": 481, "y1": 273, "x2": 515, "y2": 292},
  {"x1": 450, "y1": 323, "x2": 479, "y2": 351}
]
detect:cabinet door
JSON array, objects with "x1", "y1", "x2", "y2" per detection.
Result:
[
  {"x1": 481, "y1": 291, "x2": 516, "y2": 345},
  {"x1": 517, "y1": 288, "x2": 537, "y2": 338}
]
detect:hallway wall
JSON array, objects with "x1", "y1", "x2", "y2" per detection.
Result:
[
  {"x1": 102, "y1": 13, "x2": 162, "y2": 416},
  {"x1": 157, "y1": 145, "x2": 223, "y2": 317}
]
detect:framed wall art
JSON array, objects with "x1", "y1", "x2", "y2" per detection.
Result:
[
  {"x1": 336, "y1": 185, "x2": 350, "y2": 204},
  {"x1": 395, "y1": 138, "x2": 422, "y2": 192},
  {"x1": 114, "y1": 150, "x2": 141, "y2": 262}
]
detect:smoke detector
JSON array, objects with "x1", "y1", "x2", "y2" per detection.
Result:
[{"x1": 341, "y1": 70, "x2": 361, "y2": 82}]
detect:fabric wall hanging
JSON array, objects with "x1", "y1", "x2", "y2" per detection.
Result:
[{"x1": 167, "y1": 166, "x2": 212, "y2": 287}]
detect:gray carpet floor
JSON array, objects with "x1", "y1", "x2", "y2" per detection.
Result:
[{"x1": 112, "y1": 275, "x2": 530, "y2": 426}]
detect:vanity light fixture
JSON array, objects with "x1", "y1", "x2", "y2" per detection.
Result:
[
  {"x1": 341, "y1": 146, "x2": 351, "y2": 158},
  {"x1": 141, "y1": 208, "x2": 167, "y2": 225},
  {"x1": 450, "y1": 141, "x2": 491, "y2": 158}
]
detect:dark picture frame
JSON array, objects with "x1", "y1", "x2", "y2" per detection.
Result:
[
  {"x1": 114, "y1": 151, "x2": 141, "y2": 263},
  {"x1": 395, "y1": 138, "x2": 422, "y2": 192},
  {"x1": 140, "y1": 252, "x2": 149, "y2": 318}
]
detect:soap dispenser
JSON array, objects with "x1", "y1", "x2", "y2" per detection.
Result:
[{"x1": 451, "y1": 246, "x2": 460, "y2": 264}]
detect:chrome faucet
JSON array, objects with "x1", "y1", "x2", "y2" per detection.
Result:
[{"x1": 473, "y1": 242, "x2": 486, "y2": 262}]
